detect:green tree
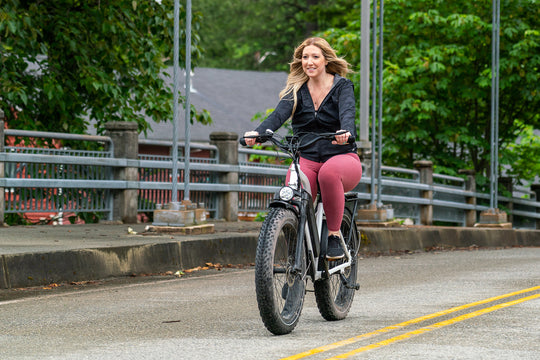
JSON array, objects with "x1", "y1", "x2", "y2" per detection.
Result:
[
  {"x1": 195, "y1": 0, "x2": 358, "y2": 71},
  {"x1": 0, "y1": 0, "x2": 210, "y2": 135},
  {"x1": 505, "y1": 123, "x2": 540, "y2": 187},
  {"x1": 381, "y1": 0, "x2": 539, "y2": 186},
  {"x1": 324, "y1": 0, "x2": 539, "y2": 186}
]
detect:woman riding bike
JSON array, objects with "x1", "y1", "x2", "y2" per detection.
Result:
[{"x1": 244, "y1": 37, "x2": 362, "y2": 259}]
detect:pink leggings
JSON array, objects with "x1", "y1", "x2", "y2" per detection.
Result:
[{"x1": 286, "y1": 153, "x2": 362, "y2": 232}]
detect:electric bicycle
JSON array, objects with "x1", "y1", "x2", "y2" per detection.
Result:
[{"x1": 241, "y1": 130, "x2": 363, "y2": 335}]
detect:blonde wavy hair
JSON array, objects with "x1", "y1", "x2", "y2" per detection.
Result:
[{"x1": 280, "y1": 37, "x2": 353, "y2": 116}]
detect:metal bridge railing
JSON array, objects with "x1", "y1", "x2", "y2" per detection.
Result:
[
  {"x1": 2, "y1": 130, "x2": 114, "y2": 223},
  {"x1": 1, "y1": 130, "x2": 539, "y2": 228}
]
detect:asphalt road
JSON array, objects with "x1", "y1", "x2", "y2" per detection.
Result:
[{"x1": 1, "y1": 247, "x2": 539, "y2": 359}]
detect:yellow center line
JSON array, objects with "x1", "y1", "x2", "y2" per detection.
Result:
[
  {"x1": 327, "y1": 292, "x2": 540, "y2": 359},
  {"x1": 280, "y1": 286, "x2": 540, "y2": 360}
]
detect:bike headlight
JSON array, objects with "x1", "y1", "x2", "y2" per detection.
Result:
[{"x1": 279, "y1": 186, "x2": 294, "y2": 201}]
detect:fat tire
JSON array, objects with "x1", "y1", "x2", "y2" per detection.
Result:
[
  {"x1": 255, "y1": 207, "x2": 306, "y2": 335},
  {"x1": 314, "y1": 208, "x2": 359, "y2": 321}
]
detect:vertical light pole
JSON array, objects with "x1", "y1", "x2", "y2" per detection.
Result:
[
  {"x1": 476, "y1": 0, "x2": 508, "y2": 227},
  {"x1": 370, "y1": 0, "x2": 377, "y2": 205},
  {"x1": 370, "y1": 0, "x2": 384, "y2": 208},
  {"x1": 376, "y1": 0, "x2": 384, "y2": 208},
  {"x1": 489, "y1": 0, "x2": 500, "y2": 210},
  {"x1": 358, "y1": 0, "x2": 390, "y2": 223},
  {"x1": 153, "y1": 0, "x2": 206, "y2": 229},
  {"x1": 360, "y1": 0, "x2": 370, "y2": 148},
  {"x1": 171, "y1": 0, "x2": 192, "y2": 204},
  {"x1": 171, "y1": 0, "x2": 181, "y2": 204},
  {"x1": 184, "y1": 0, "x2": 192, "y2": 201}
]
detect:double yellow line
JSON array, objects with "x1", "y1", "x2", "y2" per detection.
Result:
[{"x1": 282, "y1": 286, "x2": 540, "y2": 360}]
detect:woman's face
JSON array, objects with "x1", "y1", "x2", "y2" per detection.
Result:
[{"x1": 302, "y1": 45, "x2": 328, "y2": 79}]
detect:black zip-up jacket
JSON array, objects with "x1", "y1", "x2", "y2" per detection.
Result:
[{"x1": 255, "y1": 74, "x2": 357, "y2": 162}]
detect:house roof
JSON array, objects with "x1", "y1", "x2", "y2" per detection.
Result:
[{"x1": 142, "y1": 67, "x2": 288, "y2": 143}]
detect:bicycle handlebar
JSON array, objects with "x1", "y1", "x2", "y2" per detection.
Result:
[{"x1": 239, "y1": 130, "x2": 355, "y2": 150}]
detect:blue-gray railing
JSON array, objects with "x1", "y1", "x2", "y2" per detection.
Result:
[{"x1": 1, "y1": 129, "x2": 539, "y2": 228}]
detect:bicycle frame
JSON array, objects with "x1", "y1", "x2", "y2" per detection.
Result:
[
  {"x1": 270, "y1": 158, "x2": 360, "y2": 284},
  {"x1": 245, "y1": 130, "x2": 361, "y2": 334}
]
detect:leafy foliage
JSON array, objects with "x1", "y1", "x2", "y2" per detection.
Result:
[
  {"x1": 379, "y1": 0, "x2": 539, "y2": 186},
  {"x1": 323, "y1": 0, "x2": 539, "y2": 186},
  {"x1": 504, "y1": 122, "x2": 540, "y2": 186},
  {"x1": 195, "y1": 0, "x2": 359, "y2": 71},
  {"x1": 228, "y1": 0, "x2": 539, "y2": 185},
  {"x1": 7, "y1": 0, "x2": 534, "y2": 186},
  {"x1": 0, "y1": 0, "x2": 210, "y2": 135}
]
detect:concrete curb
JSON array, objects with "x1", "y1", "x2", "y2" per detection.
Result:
[
  {"x1": 359, "y1": 228, "x2": 540, "y2": 252},
  {"x1": 1, "y1": 234, "x2": 258, "y2": 289},
  {"x1": 1, "y1": 228, "x2": 538, "y2": 289}
]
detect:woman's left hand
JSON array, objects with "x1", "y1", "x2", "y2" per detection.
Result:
[{"x1": 332, "y1": 130, "x2": 351, "y2": 145}]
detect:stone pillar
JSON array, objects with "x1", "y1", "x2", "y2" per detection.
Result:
[
  {"x1": 104, "y1": 122, "x2": 139, "y2": 224},
  {"x1": 499, "y1": 177, "x2": 513, "y2": 224},
  {"x1": 357, "y1": 146, "x2": 372, "y2": 178},
  {"x1": 532, "y1": 184, "x2": 540, "y2": 230},
  {"x1": 0, "y1": 109, "x2": 5, "y2": 226},
  {"x1": 210, "y1": 132, "x2": 238, "y2": 221},
  {"x1": 459, "y1": 169, "x2": 477, "y2": 227},
  {"x1": 414, "y1": 160, "x2": 433, "y2": 226}
]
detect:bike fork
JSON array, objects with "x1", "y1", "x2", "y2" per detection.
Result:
[
  {"x1": 293, "y1": 192, "x2": 319, "y2": 277},
  {"x1": 292, "y1": 199, "x2": 308, "y2": 275}
]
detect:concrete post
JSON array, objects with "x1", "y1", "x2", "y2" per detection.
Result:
[
  {"x1": 531, "y1": 184, "x2": 540, "y2": 230},
  {"x1": 459, "y1": 169, "x2": 477, "y2": 227},
  {"x1": 104, "y1": 122, "x2": 139, "y2": 224},
  {"x1": 210, "y1": 132, "x2": 238, "y2": 221},
  {"x1": 355, "y1": 145, "x2": 372, "y2": 197},
  {"x1": 414, "y1": 160, "x2": 433, "y2": 225},
  {"x1": 0, "y1": 109, "x2": 5, "y2": 226},
  {"x1": 499, "y1": 177, "x2": 513, "y2": 224}
]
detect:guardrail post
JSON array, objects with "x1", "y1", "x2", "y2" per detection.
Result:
[
  {"x1": 209, "y1": 132, "x2": 238, "y2": 221},
  {"x1": 414, "y1": 160, "x2": 433, "y2": 225},
  {"x1": 532, "y1": 184, "x2": 540, "y2": 230},
  {"x1": 0, "y1": 109, "x2": 5, "y2": 226},
  {"x1": 459, "y1": 169, "x2": 477, "y2": 227},
  {"x1": 104, "y1": 122, "x2": 138, "y2": 224}
]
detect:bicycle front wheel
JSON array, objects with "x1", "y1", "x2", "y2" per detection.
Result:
[
  {"x1": 255, "y1": 207, "x2": 306, "y2": 335},
  {"x1": 314, "y1": 208, "x2": 359, "y2": 321}
]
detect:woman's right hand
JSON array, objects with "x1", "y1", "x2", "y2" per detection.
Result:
[{"x1": 243, "y1": 131, "x2": 259, "y2": 146}]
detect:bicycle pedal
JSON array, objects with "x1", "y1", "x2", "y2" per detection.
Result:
[{"x1": 344, "y1": 283, "x2": 360, "y2": 290}]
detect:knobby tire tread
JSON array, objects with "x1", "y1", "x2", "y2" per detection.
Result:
[
  {"x1": 255, "y1": 207, "x2": 305, "y2": 335},
  {"x1": 314, "y1": 209, "x2": 358, "y2": 321}
]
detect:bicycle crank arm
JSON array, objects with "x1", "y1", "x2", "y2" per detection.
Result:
[{"x1": 340, "y1": 273, "x2": 360, "y2": 290}]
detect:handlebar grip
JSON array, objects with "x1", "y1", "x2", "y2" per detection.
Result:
[
  {"x1": 240, "y1": 136, "x2": 262, "y2": 146},
  {"x1": 240, "y1": 129, "x2": 274, "y2": 146},
  {"x1": 332, "y1": 130, "x2": 355, "y2": 145}
]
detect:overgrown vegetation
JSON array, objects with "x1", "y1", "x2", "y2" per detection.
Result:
[
  {"x1": 208, "y1": 0, "x2": 539, "y2": 187},
  {"x1": 194, "y1": 0, "x2": 358, "y2": 71},
  {"x1": 0, "y1": 0, "x2": 211, "y2": 136},
  {"x1": 1, "y1": 0, "x2": 538, "y2": 188}
]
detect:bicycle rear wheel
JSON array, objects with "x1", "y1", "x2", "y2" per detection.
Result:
[
  {"x1": 314, "y1": 208, "x2": 359, "y2": 321},
  {"x1": 255, "y1": 207, "x2": 306, "y2": 335}
]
